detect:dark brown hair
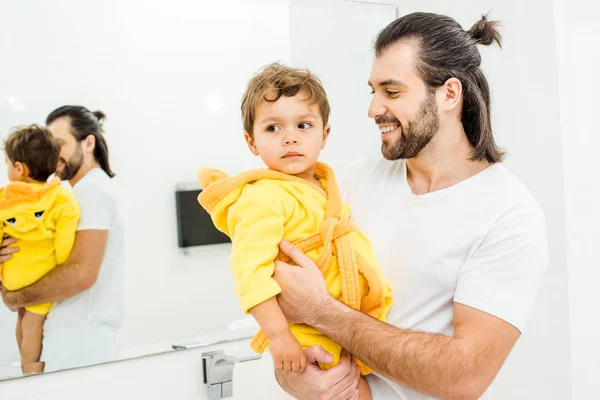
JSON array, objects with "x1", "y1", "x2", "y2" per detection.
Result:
[
  {"x1": 241, "y1": 62, "x2": 330, "y2": 137},
  {"x1": 46, "y1": 105, "x2": 115, "y2": 177},
  {"x1": 375, "y1": 12, "x2": 504, "y2": 163},
  {"x1": 4, "y1": 124, "x2": 60, "y2": 182}
]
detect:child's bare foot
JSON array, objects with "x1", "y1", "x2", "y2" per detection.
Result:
[
  {"x1": 269, "y1": 331, "x2": 307, "y2": 373},
  {"x1": 21, "y1": 361, "x2": 44, "y2": 375}
]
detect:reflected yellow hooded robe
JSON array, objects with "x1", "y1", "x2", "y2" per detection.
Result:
[{"x1": 0, "y1": 178, "x2": 80, "y2": 315}]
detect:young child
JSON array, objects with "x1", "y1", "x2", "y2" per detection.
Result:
[
  {"x1": 198, "y1": 63, "x2": 392, "y2": 398},
  {"x1": 0, "y1": 124, "x2": 80, "y2": 374}
]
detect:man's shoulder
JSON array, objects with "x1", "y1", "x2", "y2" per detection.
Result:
[
  {"x1": 73, "y1": 169, "x2": 115, "y2": 198},
  {"x1": 480, "y1": 163, "x2": 545, "y2": 221}
]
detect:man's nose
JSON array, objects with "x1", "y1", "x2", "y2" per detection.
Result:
[{"x1": 368, "y1": 96, "x2": 387, "y2": 119}]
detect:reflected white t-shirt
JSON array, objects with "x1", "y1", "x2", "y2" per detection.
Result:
[
  {"x1": 338, "y1": 155, "x2": 548, "y2": 400},
  {"x1": 41, "y1": 168, "x2": 125, "y2": 372}
]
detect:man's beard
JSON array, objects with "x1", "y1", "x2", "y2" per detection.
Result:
[
  {"x1": 57, "y1": 144, "x2": 84, "y2": 181},
  {"x1": 380, "y1": 92, "x2": 440, "y2": 160}
]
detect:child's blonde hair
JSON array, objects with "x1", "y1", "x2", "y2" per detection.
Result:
[{"x1": 241, "y1": 62, "x2": 331, "y2": 137}]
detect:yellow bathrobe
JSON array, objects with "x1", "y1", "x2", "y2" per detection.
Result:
[
  {"x1": 198, "y1": 162, "x2": 392, "y2": 374},
  {"x1": 0, "y1": 178, "x2": 80, "y2": 315}
]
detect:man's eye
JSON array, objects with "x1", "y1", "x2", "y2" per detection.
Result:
[{"x1": 387, "y1": 91, "x2": 400, "y2": 97}]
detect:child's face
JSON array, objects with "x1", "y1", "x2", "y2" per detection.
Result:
[
  {"x1": 245, "y1": 91, "x2": 330, "y2": 179},
  {"x1": 5, "y1": 155, "x2": 24, "y2": 182}
]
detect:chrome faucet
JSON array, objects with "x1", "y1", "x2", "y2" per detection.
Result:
[{"x1": 202, "y1": 349, "x2": 262, "y2": 399}]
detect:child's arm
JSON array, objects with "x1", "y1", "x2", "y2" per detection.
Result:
[
  {"x1": 250, "y1": 297, "x2": 307, "y2": 373},
  {"x1": 226, "y1": 186, "x2": 287, "y2": 314},
  {"x1": 225, "y1": 184, "x2": 306, "y2": 373},
  {"x1": 53, "y1": 195, "x2": 81, "y2": 265}
]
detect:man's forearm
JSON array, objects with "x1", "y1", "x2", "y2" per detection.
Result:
[
  {"x1": 311, "y1": 298, "x2": 483, "y2": 400},
  {"x1": 10, "y1": 262, "x2": 90, "y2": 308}
]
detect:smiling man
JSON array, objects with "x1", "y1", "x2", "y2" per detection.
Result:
[{"x1": 272, "y1": 12, "x2": 548, "y2": 400}]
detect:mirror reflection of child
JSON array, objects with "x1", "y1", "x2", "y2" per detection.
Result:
[
  {"x1": 198, "y1": 63, "x2": 393, "y2": 400},
  {"x1": 0, "y1": 125, "x2": 80, "y2": 374}
]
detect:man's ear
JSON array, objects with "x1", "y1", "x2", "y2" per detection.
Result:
[
  {"x1": 439, "y1": 77, "x2": 463, "y2": 113},
  {"x1": 244, "y1": 132, "x2": 259, "y2": 156},
  {"x1": 83, "y1": 134, "x2": 97, "y2": 154}
]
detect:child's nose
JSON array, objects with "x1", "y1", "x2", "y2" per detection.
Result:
[{"x1": 283, "y1": 134, "x2": 299, "y2": 145}]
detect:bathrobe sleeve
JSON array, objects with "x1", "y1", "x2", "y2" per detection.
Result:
[{"x1": 227, "y1": 182, "x2": 287, "y2": 313}]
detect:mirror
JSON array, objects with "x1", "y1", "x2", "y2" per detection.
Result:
[{"x1": 0, "y1": 0, "x2": 397, "y2": 379}]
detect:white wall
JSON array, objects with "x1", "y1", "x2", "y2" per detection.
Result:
[
  {"x1": 0, "y1": 0, "x2": 293, "y2": 369},
  {"x1": 0, "y1": 0, "x2": 578, "y2": 399},
  {"x1": 554, "y1": 0, "x2": 600, "y2": 399}
]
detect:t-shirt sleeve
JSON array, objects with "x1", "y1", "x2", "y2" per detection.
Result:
[
  {"x1": 454, "y1": 207, "x2": 548, "y2": 333},
  {"x1": 74, "y1": 185, "x2": 115, "y2": 231}
]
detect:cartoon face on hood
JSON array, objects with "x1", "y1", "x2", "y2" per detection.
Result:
[{"x1": 0, "y1": 178, "x2": 61, "y2": 234}]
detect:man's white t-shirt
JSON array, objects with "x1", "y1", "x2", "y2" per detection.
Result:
[
  {"x1": 338, "y1": 155, "x2": 548, "y2": 400},
  {"x1": 41, "y1": 168, "x2": 125, "y2": 372}
]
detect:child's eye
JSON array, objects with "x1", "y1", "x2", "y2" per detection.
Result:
[
  {"x1": 298, "y1": 122, "x2": 312, "y2": 129},
  {"x1": 6, "y1": 218, "x2": 16, "y2": 226},
  {"x1": 266, "y1": 125, "x2": 281, "y2": 133},
  {"x1": 34, "y1": 211, "x2": 44, "y2": 220}
]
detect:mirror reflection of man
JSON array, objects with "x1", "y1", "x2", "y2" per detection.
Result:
[{"x1": 0, "y1": 106, "x2": 125, "y2": 373}]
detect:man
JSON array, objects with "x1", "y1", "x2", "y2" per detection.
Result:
[
  {"x1": 0, "y1": 105, "x2": 125, "y2": 373},
  {"x1": 272, "y1": 12, "x2": 548, "y2": 400}
]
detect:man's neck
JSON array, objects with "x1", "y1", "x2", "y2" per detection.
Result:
[
  {"x1": 405, "y1": 126, "x2": 491, "y2": 195},
  {"x1": 69, "y1": 160, "x2": 100, "y2": 187}
]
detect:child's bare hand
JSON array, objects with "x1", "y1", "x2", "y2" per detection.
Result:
[{"x1": 269, "y1": 331, "x2": 307, "y2": 373}]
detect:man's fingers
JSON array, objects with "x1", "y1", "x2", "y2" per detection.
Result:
[
  {"x1": 0, "y1": 246, "x2": 18, "y2": 256},
  {"x1": 328, "y1": 362, "x2": 360, "y2": 400},
  {"x1": 322, "y1": 351, "x2": 357, "y2": 389},
  {"x1": 273, "y1": 259, "x2": 290, "y2": 273},
  {"x1": 303, "y1": 345, "x2": 335, "y2": 365},
  {"x1": 1, "y1": 236, "x2": 17, "y2": 247},
  {"x1": 279, "y1": 240, "x2": 315, "y2": 269},
  {"x1": 0, "y1": 249, "x2": 17, "y2": 263}
]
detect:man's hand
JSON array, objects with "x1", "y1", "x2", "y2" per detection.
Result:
[
  {"x1": 276, "y1": 346, "x2": 360, "y2": 400},
  {"x1": 273, "y1": 240, "x2": 331, "y2": 325},
  {"x1": 0, "y1": 234, "x2": 18, "y2": 263}
]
